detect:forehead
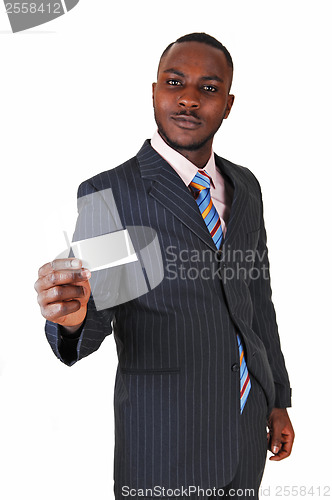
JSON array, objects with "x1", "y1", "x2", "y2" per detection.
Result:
[{"x1": 158, "y1": 41, "x2": 232, "y2": 82}]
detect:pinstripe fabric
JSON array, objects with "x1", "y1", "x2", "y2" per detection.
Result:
[
  {"x1": 45, "y1": 140, "x2": 291, "y2": 498},
  {"x1": 190, "y1": 170, "x2": 251, "y2": 413},
  {"x1": 223, "y1": 376, "x2": 268, "y2": 500},
  {"x1": 160, "y1": 376, "x2": 268, "y2": 500}
]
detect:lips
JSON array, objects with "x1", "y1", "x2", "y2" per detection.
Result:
[{"x1": 171, "y1": 115, "x2": 202, "y2": 129}]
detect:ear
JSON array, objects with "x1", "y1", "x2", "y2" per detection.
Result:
[{"x1": 223, "y1": 94, "x2": 235, "y2": 119}]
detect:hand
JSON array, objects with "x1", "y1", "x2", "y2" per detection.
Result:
[
  {"x1": 267, "y1": 408, "x2": 295, "y2": 461},
  {"x1": 35, "y1": 258, "x2": 91, "y2": 331}
]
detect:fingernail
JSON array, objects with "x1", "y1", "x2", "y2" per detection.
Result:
[
  {"x1": 272, "y1": 446, "x2": 279, "y2": 454},
  {"x1": 81, "y1": 270, "x2": 91, "y2": 278},
  {"x1": 71, "y1": 259, "x2": 81, "y2": 268}
]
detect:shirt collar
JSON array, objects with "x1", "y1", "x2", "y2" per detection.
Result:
[{"x1": 150, "y1": 130, "x2": 217, "y2": 188}]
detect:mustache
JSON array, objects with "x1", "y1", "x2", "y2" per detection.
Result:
[{"x1": 174, "y1": 111, "x2": 201, "y2": 120}]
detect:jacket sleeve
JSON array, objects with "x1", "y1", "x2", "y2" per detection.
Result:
[
  {"x1": 44, "y1": 179, "x2": 123, "y2": 366},
  {"x1": 45, "y1": 296, "x2": 115, "y2": 367},
  {"x1": 248, "y1": 184, "x2": 292, "y2": 408}
]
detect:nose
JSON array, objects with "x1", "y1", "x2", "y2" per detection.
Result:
[{"x1": 178, "y1": 87, "x2": 200, "y2": 109}]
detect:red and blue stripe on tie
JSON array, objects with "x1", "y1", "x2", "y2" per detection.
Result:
[{"x1": 237, "y1": 334, "x2": 251, "y2": 413}]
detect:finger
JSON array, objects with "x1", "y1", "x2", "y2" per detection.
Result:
[
  {"x1": 269, "y1": 447, "x2": 290, "y2": 461},
  {"x1": 268, "y1": 421, "x2": 284, "y2": 455},
  {"x1": 41, "y1": 299, "x2": 81, "y2": 322},
  {"x1": 270, "y1": 440, "x2": 282, "y2": 455},
  {"x1": 280, "y1": 432, "x2": 294, "y2": 457},
  {"x1": 37, "y1": 284, "x2": 87, "y2": 307},
  {"x1": 38, "y1": 258, "x2": 82, "y2": 278},
  {"x1": 269, "y1": 431, "x2": 294, "y2": 461},
  {"x1": 36, "y1": 268, "x2": 91, "y2": 293},
  {"x1": 268, "y1": 426, "x2": 282, "y2": 454}
]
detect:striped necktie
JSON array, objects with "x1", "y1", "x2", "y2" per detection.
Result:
[
  {"x1": 190, "y1": 170, "x2": 251, "y2": 413},
  {"x1": 190, "y1": 170, "x2": 223, "y2": 249},
  {"x1": 237, "y1": 334, "x2": 251, "y2": 413}
]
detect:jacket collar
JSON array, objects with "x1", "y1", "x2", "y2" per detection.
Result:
[{"x1": 137, "y1": 140, "x2": 248, "y2": 253}]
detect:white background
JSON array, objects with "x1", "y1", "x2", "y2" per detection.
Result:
[{"x1": 1, "y1": 1, "x2": 331, "y2": 498}]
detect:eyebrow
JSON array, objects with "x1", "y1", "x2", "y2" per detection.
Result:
[
  {"x1": 163, "y1": 68, "x2": 223, "y2": 83},
  {"x1": 163, "y1": 69, "x2": 186, "y2": 78},
  {"x1": 201, "y1": 75, "x2": 224, "y2": 83}
]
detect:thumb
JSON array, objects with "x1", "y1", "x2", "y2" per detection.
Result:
[
  {"x1": 269, "y1": 421, "x2": 283, "y2": 454},
  {"x1": 271, "y1": 439, "x2": 281, "y2": 455}
]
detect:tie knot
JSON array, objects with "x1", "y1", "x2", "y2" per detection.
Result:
[{"x1": 190, "y1": 170, "x2": 211, "y2": 192}]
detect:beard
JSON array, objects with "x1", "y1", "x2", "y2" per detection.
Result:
[{"x1": 154, "y1": 112, "x2": 223, "y2": 153}]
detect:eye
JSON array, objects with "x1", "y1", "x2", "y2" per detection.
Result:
[
  {"x1": 203, "y1": 85, "x2": 217, "y2": 92},
  {"x1": 167, "y1": 79, "x2": 182, "y2": 86}
]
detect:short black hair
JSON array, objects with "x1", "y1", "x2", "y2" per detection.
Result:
[{"x1": 159, "y1": 32, "x2": 233, "y2": 72}]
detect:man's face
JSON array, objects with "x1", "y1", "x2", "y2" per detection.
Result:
[{"x1": 152, "y1": 41, "x2": 234, "y2": 154}]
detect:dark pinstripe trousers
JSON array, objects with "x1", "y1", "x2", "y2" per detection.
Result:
[
  {"x1": 222, "y1": 375, "x2": 268, "y2": 499},
  {"x1": 125, "y1": 375, "x2": 268, "y2": 500}
]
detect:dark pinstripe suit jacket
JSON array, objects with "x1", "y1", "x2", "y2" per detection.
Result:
[{"x1": 45, "y1": 140, "x2": 291, "y2": 495}]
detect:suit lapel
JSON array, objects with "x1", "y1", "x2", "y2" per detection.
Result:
[
  {"x1": 215, "y1": 154, "x2": 249, "y2": 250},
  {"x1": 137, "y1": 140, "x2": 217, "y2": 251},
  {"x1": 137, "y1": 141, "x2": 249, "y2": 252}
]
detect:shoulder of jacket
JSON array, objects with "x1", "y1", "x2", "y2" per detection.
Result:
[
  {"x1": 216, "y1": 154, "x2": 262, "y2": 193},
  {"x1": 77, "y1": 155, "x2": 139, "y2": 198}
]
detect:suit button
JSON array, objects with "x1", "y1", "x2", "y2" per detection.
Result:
[
  {"x1": 231, "y1": 363, "x2": 240, "y2": 372},
  {"x1": 215, "y1": 251, "x2": 223, "y2": 261}
]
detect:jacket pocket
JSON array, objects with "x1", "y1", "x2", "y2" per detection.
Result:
[{"x1": 246, "y1": 227, "x2": 261, "y2": 250}]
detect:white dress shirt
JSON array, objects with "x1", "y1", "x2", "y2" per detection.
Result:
[{"x1": 150, "y1": 131, "x2": 233, "y2": 234}]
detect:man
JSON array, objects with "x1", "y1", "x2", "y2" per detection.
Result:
[{"x1": 35, "y1": 33, "x2": 294, "y2": 499}]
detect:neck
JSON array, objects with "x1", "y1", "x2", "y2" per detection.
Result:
[
  {"x1": 157, "y1": 130, "x2": 214, "y2": 169},
  {"x1": 175, "y1": 145, "x2": 212, "y2": 169}
]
